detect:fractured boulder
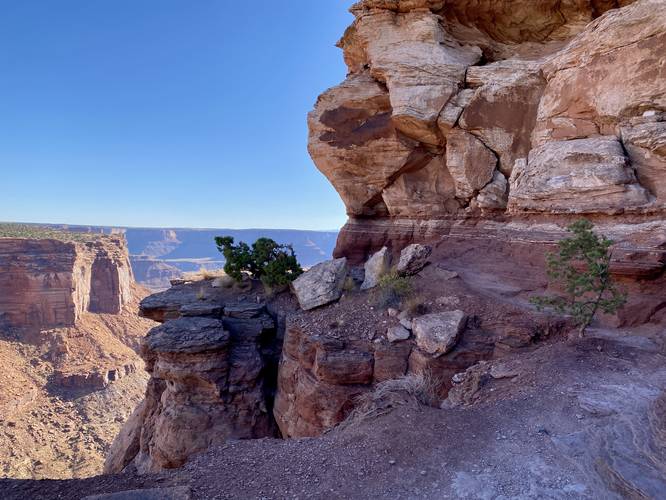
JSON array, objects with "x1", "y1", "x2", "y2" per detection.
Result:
[{"x1": 292, "y1": 258, "x2": 348, "y2": 310}]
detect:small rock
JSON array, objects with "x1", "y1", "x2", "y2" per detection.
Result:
[
  {"x1": 398, "y1": 310, "x2": 413, "y2": 330},
  {"x1": 387, "y1": 308, "x2": 399, "y2": 318},
  {"x1": 412, "y1": 311, "x2": 467, "y2": 357},
  {"x1": 387, "y1": 325, "x2": 411, "y2": 343},
  {"x1": 396, "y1": 244, "x2": 432, "y2": 276},
  {"x1": 435, "y1": 295, "x2": 460, "y2": 307},
  {"x1": 489, "y1": 363, "x2": 519, "y2": 379}
]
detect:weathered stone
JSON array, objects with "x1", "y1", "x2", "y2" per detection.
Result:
[
  {"x1": 143, "y1": 317, "x2": 229, "y2": 354},
  {"x1": 361, "y1": 247, "x2": 391, "y2": 290},
  {"x1": 475, "y1": 170, "x2": 508, "y2": 210},
  {"x1": 387, "y1": 325, "x2": 411, "y2": 342},
  {"x1": 508, "y1": 137, "x2": 650, "y2": 213},
  {"x1": 342, "y1": 8, "x2": 481, "y2": 144},
  {"x1": 307, "y1": 73, "x2": 416, "y2": 216},
  {"x1": 396, "y1": 244, "x2": 432, "y2": 276},
  {"x1": 437, "y1": 89, "x2": 475, "y2": 135},
  {"x1": 373, "y1": 341, "x2": 412, "y2": 382},
  {"x1": 223, "y1": 302, "x2": 266, "y2": 319},
  {"x1": 621, "y1": 122, "x2": 666, "y2": 203},
  {"x1": 382, "y1": 156, "x2": 460, "y2": 217},
  {"x1": 445, "y1": 130, "x2": 497, "y2": 199},
  {"x1": 412, "y1": 311, "x2": 466, "y2": 357},
  {"x1": 0, "y1": 236, "x2": 132, "y2": 329},
  {"x1": 291, "y1": 258, "x2": 348, "y2": 310},
  {"x1": 107, "y1": 284, "x2": 280, "y2": 472},
  {"x1": 313, "y1": 349, "x2": 374, "y2": 385},
  {"x1": 534, "y1": 0, "x2": 666, "y2": 145},
  {"x1": 459, "y1": 60, "x2": 545, "y2": 176}
]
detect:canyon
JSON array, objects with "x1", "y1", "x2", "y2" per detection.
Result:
[
  {"x1": 2, "y1": 0, "x2": 666, "y2": 498},
  {"x1": 27, "y1": 224, "x2": 338, "y2": 291},
  {"x1": 0, "y1": 226, "x2": 155, "y2": 479}
]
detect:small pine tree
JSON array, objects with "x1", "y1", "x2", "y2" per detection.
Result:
[
  {"x1": 530, "y1": 219, "x2": 626, "y2": 337},
  {"x1": 214, "y1": 236, "x2": 303, "y2": 288}
]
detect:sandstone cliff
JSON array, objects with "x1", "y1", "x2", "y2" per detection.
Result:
[
  {"x1": 308, "y1": 0, "x2": 665, "y2": 260},
  {"x1": 0, "y1": 228, "x2": 155, "y2": 479},
  {"x1": 0, "y1": 235, "x2": 132, "y2": 330}
]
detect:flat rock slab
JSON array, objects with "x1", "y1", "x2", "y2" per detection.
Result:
[
  {"x1": 83, "y1": 486, "x2": 191, "y2": 500},
  {"x1": 179, "y1": 302, "x2": 223, "y2": 317},
  {"x1": 224, "y1": 302, "x2": 266, "y2": 319}
]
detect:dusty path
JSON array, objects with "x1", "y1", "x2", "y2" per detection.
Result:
[{"x1": 3, "y1": 326, "x2": 664, "y2": 499}]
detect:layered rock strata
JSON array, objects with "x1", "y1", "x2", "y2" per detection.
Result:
[
  {"x1": 0, "y1": 237, "x2": 132, "y2": 330},
  {"x1": 105, "y1": 280, "x2": 292, "y2": 473},
  {"x1": 309, "y1": 0, "x2": 666, "y2": 258}
]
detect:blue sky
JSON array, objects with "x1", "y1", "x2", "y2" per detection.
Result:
[{"x1": 0, "y1": 1, "x2": 355, "y2": 230}]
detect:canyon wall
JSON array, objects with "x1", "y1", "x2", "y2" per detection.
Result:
[
  {"x1": 308, "y1": 0, "x2": 666, "y2": 261},
  {"x1": 0, "y1": 236, "x2": 132, "y2": 330}
]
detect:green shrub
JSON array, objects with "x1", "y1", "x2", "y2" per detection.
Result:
[
  {"x1": 530, "y1": 219, "x2": 626, "y2": 336},
  {"x1": 372, "y1": 272, "x2": 413, "y2": 309},
  {"x1": 214, "y1": 236, "x2": 303, "y2": 288}
]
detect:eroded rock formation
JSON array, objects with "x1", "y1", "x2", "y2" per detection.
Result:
[
  {"x1": 309, "y1": 0, "x2": 665, "y2": 257},
  {"x1": 105, "y1": 280, "x2": 293, "y2": 473},
  {"x1": 0, "y1": 236, "x2": 132, "y2": 330}
]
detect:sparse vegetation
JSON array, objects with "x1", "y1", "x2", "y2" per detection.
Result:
[
  {"x1": 0, "y1": 223, "x2": 105, "y2": 242},
  {"x1": 214, "y1": 236, "x2": 303, "y2": 288},
  {"x1": 372, "y1": 271, "x2": 414, "y2": 309},
  {"x1": 342, "y1": 276, "x2": 356, "y2": 293},
  {"x1": 339, "y1": 372, "x2": 440, "y2": 430},
  {"x1": 530, "y1": 219, "x2": 627, "y2": 336}
]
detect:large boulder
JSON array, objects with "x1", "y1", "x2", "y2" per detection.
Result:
[
  {"x1": 361, "y1": 247, "x2": 391, "y2": 290},
  {"x1": 396, "y1": 244, "x2": 432, "y2": 276},
  {"x1": 412, "y1": 311, "x2": 467, "y2": 357},
  {"x1": 291, "y1": 258, "x2": 348, "y2": 310}
]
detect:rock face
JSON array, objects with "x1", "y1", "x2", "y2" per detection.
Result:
[
  {"x1": 106, "y1": 280, "x2": 287, "y2": 473},
  {"x1": 0, "y1": 236, "x2": 133, "y2": 330},
  {"x1": 308, "y1": 0, "x2": 666, "y2": 263},
  {"x1": 508, "y1": 137, "x2": 650, "y2": 213},
  {"x1": 291, "y1": 258, "x2": 348, "y2": 310}
]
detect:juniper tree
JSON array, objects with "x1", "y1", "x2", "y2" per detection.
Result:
[
  {"x1": 214, "y1": 236, "x2": 303, "y2": 289},
  {"x1": 530, "y1": 219, "x2": 626, "y2": 336}
]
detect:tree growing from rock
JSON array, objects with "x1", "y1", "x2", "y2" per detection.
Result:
[
  {"x1": 530, "y1": 219, "x2": 626, "y2": 336},
  {"x1": 214, "y1": 236, "x2": 303, "y2": 289}
]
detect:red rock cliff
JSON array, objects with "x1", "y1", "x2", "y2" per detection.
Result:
[
  {"x1": 308, "y1": 0, "x2": 666, "y2": 261},
  {"x1": 0, "y1": 236, "x2": 133, "y2": 330}
]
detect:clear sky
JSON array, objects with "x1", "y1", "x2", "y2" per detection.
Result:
[{"x1": 0, "y1": 1, "x2": 355, "y2": 230}]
